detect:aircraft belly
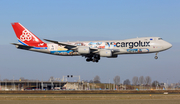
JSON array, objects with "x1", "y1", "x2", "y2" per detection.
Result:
[
  {"x1": 50, "y1": 50, "x2": 79, "y2": 56},
  {"x1": 26, "y1": 48, "x2": 79, "y2": 56}
]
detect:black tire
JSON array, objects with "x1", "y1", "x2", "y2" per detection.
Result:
[
  {"x1": 86, "y1": 59, "x2": 90, "y2": 62},
  {"x1": 96, "y1": 60, "x2": 99, "y2": 62},
  {"x1": 154, "y1": 56, "x2": 158, "y2": 59}
]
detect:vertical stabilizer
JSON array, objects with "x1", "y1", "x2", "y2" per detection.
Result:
[{"x1": 11, "y1": 22, "x2": 47, "y2": 48}]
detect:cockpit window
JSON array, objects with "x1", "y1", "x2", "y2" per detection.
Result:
[{"x1": 158, "y1": 38, "x2": 163, "y2": 40}]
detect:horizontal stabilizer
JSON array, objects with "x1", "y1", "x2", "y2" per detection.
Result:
[{"x1": 11, "y1": 43, "x2": 34, "y2": 48}]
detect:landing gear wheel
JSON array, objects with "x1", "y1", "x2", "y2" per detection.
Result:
[
  {"x1": 86, "y1": 58, "x2": 92, "y2": 62},
  {"x1": 154, "y1": 56, "x2": 158, "y2": 59},
  {"x1": 86, "y1": 59, "x2": 90, "y2": 62},
  {"x1": 92, "y1": 58, "x2": 99, "y2": 63},
  {"x1": 154, "y1": 52, "x2": 158, "y2": 59},
  {"x1": 85, "y1": 54, "x2": 100, "y2": 63},
  {"x1": 92, "y1": 59, "x2": 96, "y2": 62}
]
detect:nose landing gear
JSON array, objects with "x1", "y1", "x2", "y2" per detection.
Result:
[
  {"x1": 154, "y1": 52, "x2": 158, "y2": 59},
  {"x1": 154, "y1": 56, "x2": 158, "y2": 59}
]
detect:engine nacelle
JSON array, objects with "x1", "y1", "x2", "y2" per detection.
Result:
[
  {"x1": 99, "y1": 50, "x2": 112, "y2": 57},
  {"x1": 77, "y1": 46, "x2": 90, "y2": 54}
]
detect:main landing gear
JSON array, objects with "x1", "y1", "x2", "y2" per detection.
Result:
[
  {"x1": 86, "y1": 54, "x2": 100, "y2": 63},
  {"x1": 154, "y1": 52, "x2": 158, "y2": 59}
]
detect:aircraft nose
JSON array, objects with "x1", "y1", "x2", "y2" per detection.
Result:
[
  {"x1": 168, "y1": 43, "x2": 172, "y2": 48},
  {"x1": 165, "y1": 42, "x2": 172, "y2": 49}
]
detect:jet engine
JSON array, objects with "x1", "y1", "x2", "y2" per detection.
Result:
[
  {"x1": 99, "y1": 50, "x2": 112, "y2": 57},
  {"x1": 77, "y1": 46, "x2": 90, "y2": 54}
]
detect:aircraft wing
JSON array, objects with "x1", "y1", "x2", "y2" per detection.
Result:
[
  {"x1": 44, "y1": 39, "x2": 77, "y2": 49},
  {"x1": 44, "y1": 39, "x2": 120, "y2": 53},
  {"x1": 44, "y1": 39, "x2": 100, "y2": 51},
  {"x1": 92, "y1": 49, "x2": 120, "y2": 54},
  {"x1": 107, "y1": 49, "x2": 120, "y2": 52}
]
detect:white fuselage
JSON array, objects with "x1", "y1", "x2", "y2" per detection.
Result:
[{"x1": 27, "y1": 37, "x2": 172, "y2": 56}]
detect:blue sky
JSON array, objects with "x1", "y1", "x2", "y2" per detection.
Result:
[{"x1": 0, "y1": 0, "x2": 180, "y2": 83}]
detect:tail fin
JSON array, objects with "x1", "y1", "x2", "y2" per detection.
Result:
[{"x1": 11, "y1": 22, "x2": 47, "y2": 48}]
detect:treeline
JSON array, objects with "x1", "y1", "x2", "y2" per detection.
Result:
[{"x1": 86, "y1": 75, "x2": 164, "y2": 87}]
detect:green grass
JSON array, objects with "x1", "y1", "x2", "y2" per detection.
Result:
[
  {"x1": 0, "y1": 94, "x2": 180, "y2": 100},
  {"x1": 1, "y1": 100, "x2": 180, "y2": 104},
  {"x1": 0, "y1": 94, "x2": 180, "y2": 104}
]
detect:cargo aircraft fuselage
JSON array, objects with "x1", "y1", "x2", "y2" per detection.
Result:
[{"x1": 11, "y1": 23, "x2": 172, "y2": 62}]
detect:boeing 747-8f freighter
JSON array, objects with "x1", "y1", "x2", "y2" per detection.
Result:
[{"x1": 11, "y1": 22, "x2": 172, "y2": 63}]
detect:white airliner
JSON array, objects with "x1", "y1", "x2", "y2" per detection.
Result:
[{"x1": 11, "y1": 22, "x2": 172, "y2": 63}]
